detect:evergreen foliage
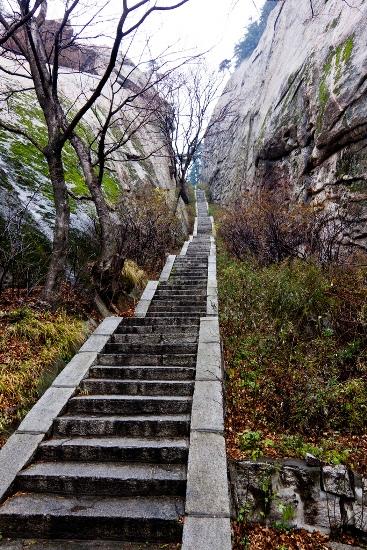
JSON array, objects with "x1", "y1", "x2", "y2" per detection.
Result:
[{"x1": 234, "y1": 0, "x2": 278, "y2": 67}]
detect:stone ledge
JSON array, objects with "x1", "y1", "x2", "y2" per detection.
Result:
[
  {"x1": 190, "y1": 380, "x2": 224, "y2": 433},
  {"x1": 185, "y1": 431, "x2": 230, "y2": 517},
  {"x1": 159, "y1": 255, "x2": 176, "y2": 282},
  {"x1": 135, "y1": 281, "x2": 159, "y2": 318},
  {"x1": 199, "y1": 317, "x2": 220, "y2": 343},
  {"x1": 51, "y1": 351, "x2": 97, "y2": 388},
  {"x1": 180, "y1": 241, "x2": 190, "y2": 256},
  {"x1": 196, "y1": 340, "x2": 222, "y2": 381},
  {"x1": 78, "y1": 335, "x2": 110, "y2": 353},
  {"x1": 16, "y1": 386, "x2": 76, "y2": 435},
  {"x1": 0, "y1": 432, "x2": 44, "y2": 501},
  {"x1": 182, "y1": 516, "x2": 231, "y2": 550},
  {"x1": 91, "y1": 316, "x2": 122, "y2": 335}
]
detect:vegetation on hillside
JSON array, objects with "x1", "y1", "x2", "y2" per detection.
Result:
[
  {"x1": 0, "y1": 291, "x2": 89, "y2": 446},
  {"x1": 214, "y1": 196, "x2": 367, "y2": 474}
]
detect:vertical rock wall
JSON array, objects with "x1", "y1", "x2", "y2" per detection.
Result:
[{"x1": 203, "y1": 0, "x2": 367, "y2": 251}]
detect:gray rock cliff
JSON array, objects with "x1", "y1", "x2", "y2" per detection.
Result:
[{"x1": 203, "y1": 0, "x2": 367, "y2": 251}]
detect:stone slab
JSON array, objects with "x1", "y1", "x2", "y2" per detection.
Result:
[
  {"x1": 51, "y1": 352, "x2": 97, "y2": 388},
  {"x1": 185, "y1": 431, "x2": 230, "y2": 517},
  {"x1": 207, "y1": 289, "x2": 218, "y2": 316},
  {"x1": 199, "y1": 317, "x2": 220, "y2": 343},
  {"x1": 0, "y1": 432, "x2": 44, "y2": 501},
  {"x1": 134, "y1": 299, "x2": 150, "y2": 318},
  {"x1": 210, "y1": 215, "x2": 216, "y2": 237},
  {"x1": 182, "y1": 517, "x2": 231, "y2": 550},
  {"x1": 17, "y1": 386, "x2": 76, "y2": 434},
  {"x1": 159, "y1": 255, "x2": 176, "y2": 282},
  {"x1": 78, "y1": 335, "x2": 110, "y2": 353},
  {"x1": 193, "y1": 218, "x2": 198, "y2": 236},
  {"x1": 92, "y1": 317, "x2": 122, "y2": 335},
  {"x1": 196, "y1": 341, "x2": 222, "y2": 381},
  {"x1": 180, "y1": 241, "x2": 190, "y2": 256},
  {"x1": 191, "y1": 380, "x2": 224, "y2": 433},
  {"x1": 140, "y1": 280, "x2": 159, "y2": 302}
]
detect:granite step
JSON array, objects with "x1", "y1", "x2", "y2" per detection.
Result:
[
  {"x1": 89, "y1": 366, "x2": 195, "y2": 381},
  {"x1": 53, "y1": 414, "x2": 190, "y2": 438},
  {"x1": 112, "y1": 333, "x2": 198, "y2": 344},
  {"x1": 37, "y1": 436, "x2": 189, "y2": 463},
  {"x1": 67, "y1": 395, "x2": 192, "y2": 415},
  {"x1": 97, "y1": 353, "x2": 196, "y2": 366},
  {"x1": 0, "y1": 494, "x2": 184, "y2": 541},
  {"x1": 16, "y1": 462, "x2": 186, "y2": 497},
  {"x1": 80, "y1": 379, "x2": 194, "y2": 396},
  {"x1": 103, "y1": 343, "x2": 197, "y2": 355}
]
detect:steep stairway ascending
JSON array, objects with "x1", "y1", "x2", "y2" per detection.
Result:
[{"x1": 0, "y1": 190, "x2": 213, "y2": 544}]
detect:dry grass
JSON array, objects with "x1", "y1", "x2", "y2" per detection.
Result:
[{"x1": 0, "y1": 299, "x2": 88, "y2": 446}]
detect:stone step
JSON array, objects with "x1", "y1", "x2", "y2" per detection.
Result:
[
  {"x1": 150, "y1": 300, "x2": 206, "y2": 307},
  {"x1": 148, "y1": 306, "x2": 206, "y2": 314},
  {"x1": 112, "y1": 334, "x2": 198, "y2": 344},
  {"x1": 104, "y1": 343, "x2": 197, "y2": 355},
  {"x1": 153, "y1": 294, "x2": 205, "y2": 302},
  {"x1": 37, "y1": 436, "x2": 189, "y2": 463},
  {"x1": 80, "y1": 379, "x2": 194, "y2": 396},
  {"x1": 53, "y1": 414, "x2": 190, "y2": 438},
  {"x1": 145, "y1": 312, "x2": 203, "y2": 319},
  {"x1": 89, "y1": 366, "x2": 195, "y2": 381},
  {"x1": 119, "y1": 317, "x2": 200, "y2": 326},
  {"x1": 97, "y1": 353, "x2": 196, "y2": 366},
  {"x1": 121, "y1": 325, "x2": 199, "y2": 335},
  {"x1": 0, "y1": 493, "x2": 184, "y2": 541},
  {"x1": 17, "y1": 461, "x2": 187, "y2": 497},
  {"x1": 67, "y1": 395, "x2": 192, "y2": 415}
]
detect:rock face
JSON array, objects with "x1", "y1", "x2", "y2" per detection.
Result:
[
  {"x1": 230, "y1": 459, "x2": 367, "y2": 535},
  {"x1": 0, "y1": 38, "x2": 181, "y2": 239},
  {"x1": 203, "y1": 0, "x2": 367, "y2": 251}
]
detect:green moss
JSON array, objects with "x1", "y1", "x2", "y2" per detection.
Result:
[
  {"x1": 342, "y1": 35, "x2": 354, "y2": 64},
  {"x1": 317, "y1": 35, "x2": 355, "y2": 131},
  {"x1": 102, "y1": 171, "x2": 121, "y2": 204},
  {"x1": 349, "y1": 180, "x2": 367, "y2": 193}
]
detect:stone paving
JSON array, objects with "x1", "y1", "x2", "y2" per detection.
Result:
[{"x1": 0, "y1": 191, "x2": 231, "y2": 548}]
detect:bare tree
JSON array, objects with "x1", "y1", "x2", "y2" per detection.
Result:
[
  {"x1": 157, "y1": 62, "x2": 234, "y2": 204},
  {"x1": 0, "y1": 0, "x2": 189, "y2": 302}
]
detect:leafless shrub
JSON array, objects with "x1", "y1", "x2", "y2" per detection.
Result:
[
  {"x1": 117, "y1": 187, "x2": 185, "y2": 273},
  {"x1": 219, "y1": 191, "x2": 357, "y2": 266}
]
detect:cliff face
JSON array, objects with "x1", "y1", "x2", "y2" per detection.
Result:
[
  {"x1": 203, "y1": 0, "x2": 367, "y2": 250},
  {"x1": 0, "y1": 43, "x2": 179, "y2": 239}
]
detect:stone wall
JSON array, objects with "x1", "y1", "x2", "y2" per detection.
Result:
[
  {"x1": 230, "y1": 459, "x2": 367, "y2": 536},
  {"x1": 203, "y1": 0, "x2": 367, "y2": 252}
]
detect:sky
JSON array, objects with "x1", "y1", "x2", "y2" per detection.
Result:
[
  {"x1": 132, "y1": 0, "x2": 268, "y2": 70},
  {"x1": 45, "y1": 0, "x2": 267, "y2": 72}
]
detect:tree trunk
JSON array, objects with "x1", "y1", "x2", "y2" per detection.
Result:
[
  {"x1": 179, "y1": 179, "x2": 190, "y2": 204},
  {"x1": 69, "y1": 134, "x2": 123, "y2": 301},
  {"x1": 42, "y1": 149, "x2": 70, "y2": 302},
  {"x1": 70, "y1": 134, "x2": 115, "y2": 267}
]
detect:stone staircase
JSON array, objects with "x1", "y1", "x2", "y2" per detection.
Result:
[{"x1": 0, "y1": 190, "x2": 214, "y2": 546}]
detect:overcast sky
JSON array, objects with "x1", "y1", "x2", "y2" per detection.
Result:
[
  {"x1": 46, "y1": 0, "x2": 267, "y2": 71},
  {"x1": 134, "y1": 0, "x2": 267, "y2": 70}
]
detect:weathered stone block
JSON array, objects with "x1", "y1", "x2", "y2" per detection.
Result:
[
  {"x1": 191, "y1": 380, "x2": 224, "y2": 433},
  {"x1": 92, "y1": 317, "x2": 122, "y2": 335},
  {"x1": 185, "y1": 432, "x2": 230, "y2": 517},
  {"x1": 78, "y1": 335, "x2": 110, "y2": 353},
  {"x1": 0, "y1": 432, "x2": 44, "y2": 500},
  {"x1": 17, "y1": 386, "x2": 75, "y2": 434},
  {"x1": 52, "y1": 351, "x2": 96, "y2": 388},
  {"x1": 199, "y1": 317, "x2": 220, "y2": 343},
  {"x1": 182, "y1": 517, "x2": 231, "y2": 550},
  {"x1": 322, "y1": 465, "x2": 354, "y2": 498},
  {"x1": 196, "y1": 341, "x2": 222, "y2": 381}
]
